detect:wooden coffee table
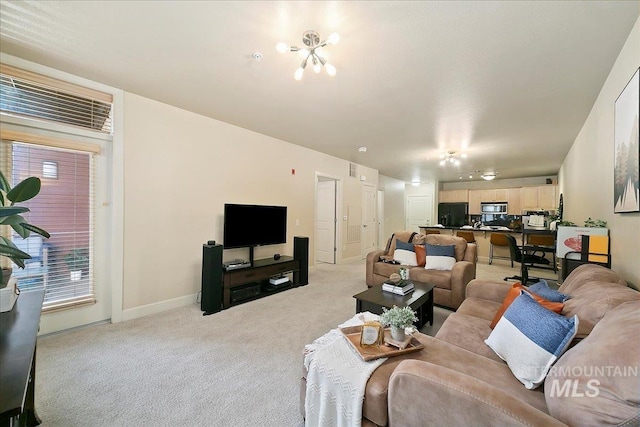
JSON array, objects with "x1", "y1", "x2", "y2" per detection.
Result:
[{"x1": 353, "y1": 281, "x2": 435, "y2": 328}]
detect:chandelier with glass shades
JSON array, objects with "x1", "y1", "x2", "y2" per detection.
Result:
[
  {"x1": 276, "y1": 30, "x2": 339, "y2": 81},
  {"x1": 439, "y1": 151, "x2": 467, "y2": 166}
]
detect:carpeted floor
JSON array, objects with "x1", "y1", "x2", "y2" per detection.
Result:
[{"x1": 34, "y1": 258, "x2": 555, "y2": 426}]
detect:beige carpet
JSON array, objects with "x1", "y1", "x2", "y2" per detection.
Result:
[{"x1": 35, "y1": 258, "x2": 553, "y2": 426}]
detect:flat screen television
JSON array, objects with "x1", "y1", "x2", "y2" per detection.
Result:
[{"x1": 223, "y1": 204, "x2": 287, "y2": 249}]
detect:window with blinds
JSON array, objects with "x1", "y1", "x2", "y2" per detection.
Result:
[
  {"x1": 1, "y1": 141, "x2": 95, "y2": 311},
  {"x1": 0, "y1": 64, "x2": 113, "y2": 134},
  {"x1": 2, "y1": 140, "x2": 95, "y2": 311}
]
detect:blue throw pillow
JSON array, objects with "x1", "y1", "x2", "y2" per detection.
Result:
[
  {"x1": 425, "y1": 243, "x2": 455, "y2": 257},
  {"x1": 529, "y1": 280, "x2": 570, "y2": 302},
  {"x1": 485, "y1": 291, "x2": 578, "y2": 389},
  {"x1": 395, "y1": 239, "x2": 415, "y2": 252}
]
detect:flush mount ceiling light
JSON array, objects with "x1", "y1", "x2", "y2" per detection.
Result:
[
  {"x1": 358, "y1": 146, "x2": 367, "y2": 152},
  {"x1": 481, "y1": 172, "x2": 498, "y2": 181},
  {"x1": 439, "y1": 151, "x2": 467, "y2": 166},
  {"x1": 276, "y1": 30, "x2": 339, "y2": 81}
]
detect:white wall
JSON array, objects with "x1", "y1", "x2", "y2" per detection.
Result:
[
  {"x1": 559, "y1": 16, "x2": 640, "y2": 288},
  {"x1": 122, "y1": 93, "x2": 378, "y2": 311},
  {"x1": 379, "y1": 175, "x2": 406, "y2": 241}
]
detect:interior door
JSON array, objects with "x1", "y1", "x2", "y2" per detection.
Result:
[
  {"x1": 362, "y1": 183, "x2": 377, "y2": 257},
  {"x1": 377, "y1": 189, "x2": 384, "y2": 249},
  {"x1": 406, "y1": 195, "x2": 433, "y2": 232},
  {"x1": 315, "y1": 179, "x2": 336, "y2": 264}
]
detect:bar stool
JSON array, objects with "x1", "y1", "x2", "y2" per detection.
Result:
[
  {"x1": 456, "y1": 231, "x2": 476, "y2": 243},
  {"x1": 526, "y1": 234, "x2": 557, "y2": 272},
  {"x1": 489, "y1": 233, "x2": 513, "y2": 266}
]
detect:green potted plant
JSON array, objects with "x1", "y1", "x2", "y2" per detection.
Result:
[
  {"x1": 65, "y1": 248, "x2": 89, "y2": 281},
  {"x1": 379, "y1": 305, "x2": 418, "y2": 341},
  {"x1": 0, "y1": 170, "x2": 50, "y2": 288}
]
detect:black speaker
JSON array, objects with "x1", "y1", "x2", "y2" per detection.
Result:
[
  {"x1": 293, "y1": 236, "x2": 309, "y2": 286},
  {"x1": 201, "y1": 243, "x2": 223, "y2": 315}
]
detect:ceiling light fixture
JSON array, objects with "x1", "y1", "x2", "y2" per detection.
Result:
[
  {"x1": 276, "y1": 30, "x2": 339, "y2": 81},
  {"x1": 358, "y1": 146, "x2": 367, "y2": 152},
  {"x1": 481, "y1": 172, "x2": 498, "y2": 181},
  {"x1": 439, "y1": 151, "x2": 466, "y2": 167}
]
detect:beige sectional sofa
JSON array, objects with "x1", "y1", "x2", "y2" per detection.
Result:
[
  {"x1": 301, "y1": 264, "x2": 640, "y2": 426},
  {"x1": 366, "y1": 231, "x2": 477, "y2": 309}
]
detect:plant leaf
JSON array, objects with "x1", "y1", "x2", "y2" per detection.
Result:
[
  {"x1": 0, "y1": 206, "x2": 29, "y2": 219},
  {"x1": 0, "y1": 170, "x2": 10, "y2": 194},
  {"x1": 21, "y1": 223, "x2": 51, "y2": 239},
  {"x1": 7, "y1": 176, "x2": 41, "y2": 203},
  {"x1": 8, "y1": 217, "x2": 30, "y2": 239},
  {"x1": 0, "y1": 242, "x2": 31, "y2": 260}
]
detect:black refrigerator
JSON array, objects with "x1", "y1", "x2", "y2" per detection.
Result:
[{"x1": 438, "y1": 203, "x2": 468, "y2": 227}]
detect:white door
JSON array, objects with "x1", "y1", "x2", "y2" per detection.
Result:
[
  {"x1": 406, "y1": 195, "x2": 433, "y2": 232},
  {"x1": 377, "y1": 190, "x2": 385, "y2": 249},
  {"x1": 315, "y1": 180, "x2": 336, "y2": 264},
  {"x1": 362, "y1": 183, "x2": 377, "y2": 257}
]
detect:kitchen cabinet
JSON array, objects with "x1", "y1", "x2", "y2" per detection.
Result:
[
  {"x1": 439, "y1": 190, "x2": 468, "y2": 203},
  {"x1": 538, "y1": 185, "x2": 557, "y2": 210},
  {"x1": 468, "y1": 190, "x2": 483, "y2": 214},
  {"x1": 480, "y1": 188, "x2": 508, "y2": 203},
  {"x1": 507, "y1": 188, "x2": 522, "y2": 215},
  {"x1": 521, "y1": 185, "x2": 557, "y2": 211}
]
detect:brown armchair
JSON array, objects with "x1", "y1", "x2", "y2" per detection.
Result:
[{"x1": 366, "y1": 231, "x2": 477, "y2": 310}]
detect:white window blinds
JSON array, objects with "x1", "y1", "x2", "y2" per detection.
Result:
[
  {"x1": 1, "y1": 139, "x2": 96, "y2": 311},
  {"x1": 0, "y1": 64, "x2": 113, "y2": 134}
]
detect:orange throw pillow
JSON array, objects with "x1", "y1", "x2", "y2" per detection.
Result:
[
  {"x1": 414, "y1": 244, "x2": 426, "y2": 267},
  {"x1": 490, "y1": 283, "x2": 565, "y2": 329}
]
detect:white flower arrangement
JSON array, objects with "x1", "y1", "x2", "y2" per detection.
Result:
[{"x1": 379, "y1": 305, "x2": 418, "y2": 328}]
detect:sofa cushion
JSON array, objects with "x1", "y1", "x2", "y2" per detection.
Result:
[
  {"x1": 425, "y1": 256, "x2": 456, "y2": 271},
  {"x1": 485, "y1": 292, "x2": 578, "y2": 389},
  {"x1": 424, "y1": 234, "x2": 467, "y2": 261},
  {"x1": 562, "y1": 281, "x2": 640, "y2": 339},
  {"x1": 435, "y1": 310, "x2": 503, "y2": 362},
  {"x1": 545, "y1": 300, "x2": 640, "y2": 427},
  {"x1": 414, "y1": 244, "x2": 426, "y2": 267},
  {"x1": 410, "y1": 267, "x2": 452, "y2": 290},
  {"x1": 425, "y1": 243, "x2": 455, "y2": 257},
  {"x1": 558, "y1": 263, "x2": 627, "y2": 295},
  {"x1": 528, "y1": 279, "x2": 570, "y2": 302},
  {"x1": 364, "y1": 332, "x2": 549, "y2": 426},
  {"x1": 490, "y1": 283, "x2": 565, "y2": 329},
  {"x1": 396, "y1": 239, "x2": 415, "y2": 251},
  {"x1": 394, "y1": 249, "x2": 418, "y2": 266},
  {"x1": 385, "y1": 231, "x2": 419, "y2": 258}
]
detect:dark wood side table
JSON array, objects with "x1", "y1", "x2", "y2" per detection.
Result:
[
  {"x1": 353, "y1": 281, "x2": 435, "y2": 328},
  {"x1": 0, "y1": 289, "x2": 44, "y2": 426}
]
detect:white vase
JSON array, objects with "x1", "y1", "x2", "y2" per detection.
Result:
[{"x1": 390, "y1": 325, "x2": 406, "y2": 341}]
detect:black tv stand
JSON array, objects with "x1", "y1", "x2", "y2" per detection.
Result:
[{"x1": 222, "y1": 255, "x2": 302, "y2": 309}]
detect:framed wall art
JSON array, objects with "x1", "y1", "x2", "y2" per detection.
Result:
[{"x1": 614, "y1": 67, "x2": 639, "y2": 213}]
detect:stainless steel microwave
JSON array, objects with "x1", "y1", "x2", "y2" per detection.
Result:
[{"x1": 481, "y1": 203, "x2": 508, "y2": 213}]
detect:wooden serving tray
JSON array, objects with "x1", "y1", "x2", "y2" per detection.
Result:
[{"x1": 340, "y1": 325, "x2": 425, "y2": 361}]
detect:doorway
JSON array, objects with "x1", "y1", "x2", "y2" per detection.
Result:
[
  {"x1": 315, "y1": 176, "x2": 338, "y2": 264},
  {"x1": 362, "y1": 183, "x2": 377, "y2": 257},
  {"x1": 406, "y1": 195, "x2": 433, "y2": 232}
]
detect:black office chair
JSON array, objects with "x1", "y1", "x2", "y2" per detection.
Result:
[{"x1": 504, "y1": 234, "x2": 550, "y2": 284}]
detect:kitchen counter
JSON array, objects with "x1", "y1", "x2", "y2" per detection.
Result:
[{"x1": 419, "y1": 226, "x2": 523, "y2": 262}]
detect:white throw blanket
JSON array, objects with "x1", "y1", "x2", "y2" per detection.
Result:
[{"x1": 304, "y1": 312, "x2": 388, "y2": 427}]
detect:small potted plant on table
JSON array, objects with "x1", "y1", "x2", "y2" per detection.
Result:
[
  {"x1": 65, "y1": 248, "x2": 89, "y2": 281},
  {"x1": 379, "y1": 305, "x2": 418, "y2": 341}
]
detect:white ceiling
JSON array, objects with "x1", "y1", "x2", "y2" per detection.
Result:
[{"x1": 0, "y1": 1, "x2": 638, "y2": 183}]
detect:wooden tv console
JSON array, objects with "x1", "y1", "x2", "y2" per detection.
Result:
[{"x1": 222, "y1": 256, "x2": 300, "y2": 309}]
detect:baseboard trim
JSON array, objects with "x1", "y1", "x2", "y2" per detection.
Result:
[{"x1": 121, "y1": 293, "x2": 198, "y2": 322}]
